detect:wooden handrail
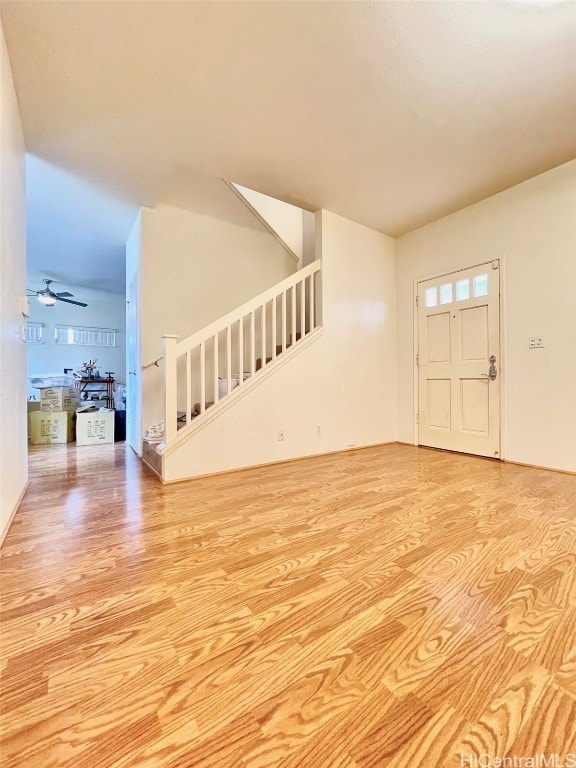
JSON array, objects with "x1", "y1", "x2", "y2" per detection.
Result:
[{"x1": 142, "y1": 356, "x2": 163, "y2": 369}]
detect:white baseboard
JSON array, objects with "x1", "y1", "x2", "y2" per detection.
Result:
[{"x1": 0, "y1": 480, "x2": 30, "y2": 549}]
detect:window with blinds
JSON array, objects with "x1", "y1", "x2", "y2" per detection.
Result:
[
  {"x1": 54, "y1": 325, "x2": 117, "y2": 347},
  {"x1": 25, "y1": 322, "x2": 44, "y2": 343}
]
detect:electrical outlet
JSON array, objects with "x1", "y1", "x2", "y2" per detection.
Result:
[
  {"x1": 529, "y1": 336, "x2": 545, "y2": 349},
  {"x1": 347, "y1": 439, "x2": 356, "y2": 447},
  {"x1": 278, "y1": 429, "x2": 285, "y2": 441},
  {"x1": 316, "y1": 425, "x2": 321, "y2": 437}
]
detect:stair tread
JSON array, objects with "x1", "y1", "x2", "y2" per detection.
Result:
[{"x1": 192, "y1": 402, "x2": 214, "y2": 411}]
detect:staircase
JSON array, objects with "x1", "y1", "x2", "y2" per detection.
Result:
[{"x1": 157, "y1": 260, "x2": 322, "y2": 458}]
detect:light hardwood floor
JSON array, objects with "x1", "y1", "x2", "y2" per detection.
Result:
[{"x1": 1, "y1": 443, "x2": 575, "y2": 767}]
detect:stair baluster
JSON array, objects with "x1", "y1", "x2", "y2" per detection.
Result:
[{"x1": 160, "y1": 260, "x2": 321, "y2": 452}]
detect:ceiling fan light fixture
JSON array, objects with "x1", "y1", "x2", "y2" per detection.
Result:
[{"x1": 38, "y1": 293, "x2": 56, "y2": 306}]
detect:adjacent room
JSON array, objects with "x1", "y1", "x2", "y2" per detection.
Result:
[
  {"x1": 24, "y1": 155, "x2": 132, "y2": 447},
  {"x1": 0, "y1": 2, "x2": 575, "y2": 767}
]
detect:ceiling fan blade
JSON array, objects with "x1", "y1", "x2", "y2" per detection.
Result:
[
  {"x1": 55, "y1": 291, "x2": 73, "y2": 298},
  {"x1": 55, "y1": 296, "x2": 88, "y2": 307}
]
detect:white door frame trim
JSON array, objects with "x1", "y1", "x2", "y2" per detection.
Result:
[
  {"x1": 126, "y1": 271, "x2": 142, "y2": 457},
  {"x1": 411, "y1": 256, "x2": 506, "y2": 459}
]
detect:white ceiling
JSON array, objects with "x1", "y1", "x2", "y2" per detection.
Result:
[{"x1": 2, "y1": 1, "x2": 576, "y2": 289}]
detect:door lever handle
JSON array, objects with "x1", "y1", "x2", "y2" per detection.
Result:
[{"x1": 482, "y1": 355, "x2": 497, "y2": 380}]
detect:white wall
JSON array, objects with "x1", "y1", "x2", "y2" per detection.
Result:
[
  {"x1": 302, "y1": 209, "x2": 316, "y2": 266},
  {"x1": 0, "y1": 21, "x2": 27, "y2": 543},
  {"x1": 139, "y1": 202, "x2": 297, "y2": 437},
  {"x1": 397, "y1": 160, "x2": 576, "y2": 472},
  {"x1": 232, "y1": 183, "x2": 312, "y2": 264},
  {"x1": 164, "y1": 209, "x2": 397, "y2": 481},
  {"x1": 26, "y1": 287, "x2": 126, "y2": 398}
]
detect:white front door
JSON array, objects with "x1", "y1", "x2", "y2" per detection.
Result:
[{"x1": 417, "y1": 261, "x2": 501, "y2": 458}]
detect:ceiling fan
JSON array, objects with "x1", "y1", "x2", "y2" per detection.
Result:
[{"x1": 27, "y1": 279, "x2": 88, "y2": 307}]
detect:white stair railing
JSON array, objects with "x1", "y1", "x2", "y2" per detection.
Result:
[{"x1": 162, "y1": 260, "x2": 321, "y2": 446}]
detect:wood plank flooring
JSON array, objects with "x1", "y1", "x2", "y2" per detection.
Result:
[{"x1": 1, "y1": 443, "x2": 575, "y2": 767}]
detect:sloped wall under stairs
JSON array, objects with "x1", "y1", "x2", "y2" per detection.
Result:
[{"x1": 163, "y1": 209, "x2": 397, "y2": 482}]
